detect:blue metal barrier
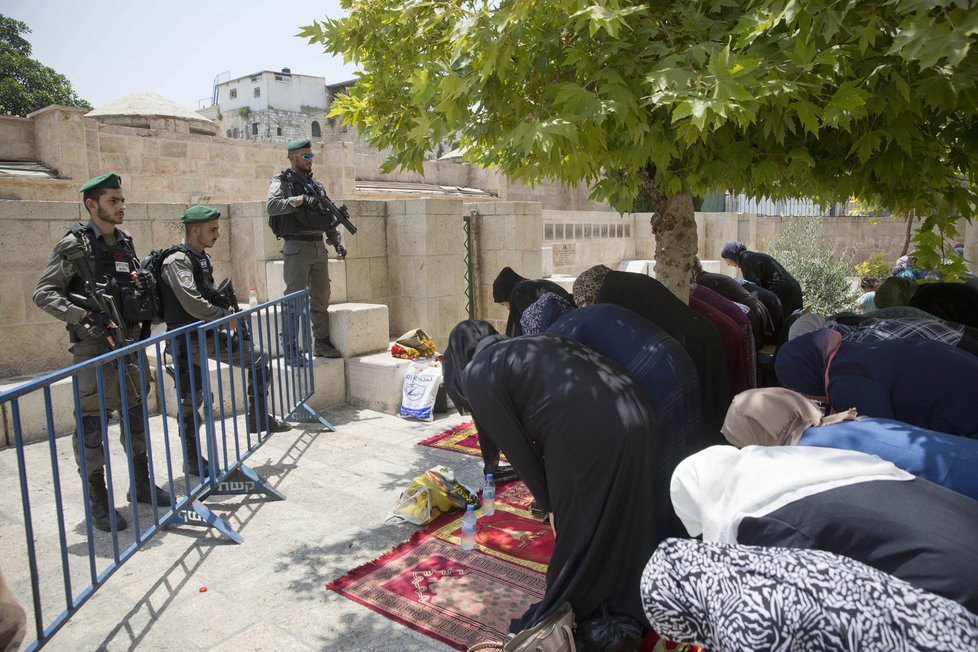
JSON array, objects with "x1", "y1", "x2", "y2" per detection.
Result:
[{"x1": 0, "y1": 289, "x2": 331, "y2": 651}]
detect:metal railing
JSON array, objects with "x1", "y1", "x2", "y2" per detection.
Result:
[{"x1": 1, "y1": 290, "x2": 331, "y2": 651}]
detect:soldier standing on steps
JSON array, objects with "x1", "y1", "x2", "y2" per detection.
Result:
[
  {"x1": 159, "y1": 206, "x2": 291, "y2": 479},
  {"x1": 266, "y1": 139, "x2": 345, "y2": 361},
  {"x1": 33, "y1": 172, "x2": 170, "y2": 533}
]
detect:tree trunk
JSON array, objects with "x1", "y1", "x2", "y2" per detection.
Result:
[
  {"x1": 900, "y1": 209, "x2": 915, "y2": 257},
  {"x1": 639, "y1": 167, "x2": 697, "y2": 303}
]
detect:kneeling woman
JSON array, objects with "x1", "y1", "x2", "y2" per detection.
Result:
[{"x1": 443, "y1": 320, "x2": 678, "y2": 635}]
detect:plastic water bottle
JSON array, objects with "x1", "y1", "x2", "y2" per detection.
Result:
[
  {"x1": 248, "y1": 288, "x2": 258, "y2": 308},
  {"x1": 483, "y1": 473, "x2": 495, "y2": 516},
  {"x1": 460, "y1": 504, "x2": 477, "y2": 550}
]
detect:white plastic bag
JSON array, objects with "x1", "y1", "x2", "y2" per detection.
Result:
[{"x1": 398, "y1": 361, "x2": 442, "y2": 421}]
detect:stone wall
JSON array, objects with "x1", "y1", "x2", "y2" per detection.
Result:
[{"x1": 0, "y1": 116, "x2": 35, "y2": 161}]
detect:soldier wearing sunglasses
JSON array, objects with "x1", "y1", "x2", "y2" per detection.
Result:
[{"x1": 266, "y1": 139, "x2": 345, "y2": 360}]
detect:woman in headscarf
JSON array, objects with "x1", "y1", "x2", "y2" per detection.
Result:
[
  {"x1": 692, "y1": 258, "x2": 774, "y2": 346},
  {"x1": 546, "y1": 302, "x2": 705, "y2": 455},
  {"x1": 518, "y1": 291, "x2": 575, "y2": 336},
  {"x1": 874, "y1": 276, "x2": 918, "y2": 308},
  {"x1": 446, "y1": 320, "x2": 680, "y2": 636},
  {"x1": 721, "y1": 387, "x2": 978, "y2": 500},
  {"x1": 690, "y1": 283, "x2": 756, "y2": 393},
  {"x1": 587, "y1": 267, "x2": 730, "y2": 443},
  {"x1": 641, "y1": 539, "x2": 978, "y2": 651},
  {"x1": 790, "y1": 310, "x2": 978, "y2": 356},
  {"x1": 670, "y1": 445, "x2": 978, "y2": 613},
  {"x1": 909, "y1": 281, "x2": 978, "y2": 328},
  {"x1": 740, "y1": 279, "x2": 784, "y2": 338},
  {"x1": 441, "y1": 320, "x2": 515, "y2": 482},
  {"x1": 720, "y1": 241, "x2": 804, "y2": 321},
  {"x1": 491, "y1": 266, "x2": 573, "y2": 336},
  {"x1": 774, "y1": 328, "x2": 978, "y2": 436}
]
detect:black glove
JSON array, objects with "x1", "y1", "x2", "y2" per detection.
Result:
[
  {"x1": 134, "y1": 269, "x2": 156, "y2": 293},
  {"x1": 335, "y1": 244, "x2": 348, "y2": 258},
  {"x1": 80, "y1": 312, "x2": 112, "y2": 339},
  {"x1": 303, "y1": 195, "x2": 320, "y2": 209}
]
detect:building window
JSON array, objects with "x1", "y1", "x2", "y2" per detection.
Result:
[
  {"x1": 232, "y1": 127, "x2": 240, "y2": 138},
  {"x1": 252, "y1": 123, "x2": 258, "y2": 136},
  {"x1": 274, "y1": 74, "x2": 292, "y2": 84},
  {"x1": 276, "y1": 126, "x2": 282, "y2": 136},
  {"x1": 229, "y1": 88, "x2": 237, "y2": 99},
  {"x1": 250, "y1": 76, "x2": 259, "y2": 83},
  {"x1": 254, "y1": 87, "x2": 261, "y2": 98},
  {"x1": 311, "y1": 121, "x2": 321, "y2": 137},
  {"x1": 226, "y1": 129, "x2": 232, "y2": 138}
]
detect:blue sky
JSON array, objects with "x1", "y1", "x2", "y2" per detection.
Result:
[{"x1": 3, "y1": 0, "x2": 359, "y2": 110}]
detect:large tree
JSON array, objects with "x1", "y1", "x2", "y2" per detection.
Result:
[
  {"x1": 0, "y1": 14, "x2": 92, "y2": 117},
  {"x1": 303, "y1": 0, "x2": 978, "y2": 297}
]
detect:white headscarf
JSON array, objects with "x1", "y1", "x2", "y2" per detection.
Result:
[
  {"x1": 670, "y1": 445, "x2": 914, "y2": 544},
  {"x1": 788, "y1": 312, "x2": 827, "y2": 340}
]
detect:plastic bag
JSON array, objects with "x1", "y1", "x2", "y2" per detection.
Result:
[
  {"x1": 389, "y1": 465, "x2": 479, "y2": 525},
  {"x1": 394, "y1": 328, "x2": 437, "y2": 357},
  {"x1": 398, "y1": 361, "x2": 442, "y2": 421}
]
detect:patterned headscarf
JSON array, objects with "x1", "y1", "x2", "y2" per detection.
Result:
[
  {"x1": 519, "y1": 292, "x2": 575, "y2": 335},
  {"x1": 641, "y1": 539, "x2": 978, "y2": 652},
  {"x1": 720, "y1": 241, "x2": 747, "y2": 262},
  {"x1": 875, "y1": 277, "x2": 918, "y2": 308},
  {"x1": 774, "y1": 328, "x2": 843, "y2": 398},
  {"x1": 572, "y1": 264, "x2": 612, "y2": 307}
]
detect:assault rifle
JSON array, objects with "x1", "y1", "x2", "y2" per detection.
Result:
[
  {"x1": 213, "y1": 278, "x2": 251, "y2": 341},
  {"x1": 282, "y1": 168, "x2": 358, "y2": 238},
  {"x1": 60, "y1": 239, "x2": 133, "y2": 349}
]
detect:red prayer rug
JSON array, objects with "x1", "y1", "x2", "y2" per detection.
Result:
[
  {"x1": 418, "y1": 421, "x2": 485, "y2": 458},
  {"x1": 327, "y1": 508, "x2": 549, "y2": 650}
]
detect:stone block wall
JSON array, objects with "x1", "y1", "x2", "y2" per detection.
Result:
[{"x1": 0, "y1": 116, "x2": 35, "y2": 161}]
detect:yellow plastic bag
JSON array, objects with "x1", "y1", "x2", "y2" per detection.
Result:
[{"x1": 389, "y1": 466, "x2": 478, "y2": 525}]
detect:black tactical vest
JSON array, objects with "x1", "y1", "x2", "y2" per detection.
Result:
[
  {"x1": 160, "y1": 247, "x2": 215, "y2": 328},
  {"x1": 66, "y1": 224, "x2": 139, "y2": 308}
]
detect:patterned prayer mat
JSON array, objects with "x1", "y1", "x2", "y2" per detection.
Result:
[
  {"x1": 418, "y1": 421, "x2": 485, "y2": 458},
  {"x1": 327, "y1": 506, "x2": 550, "y2": 650}
]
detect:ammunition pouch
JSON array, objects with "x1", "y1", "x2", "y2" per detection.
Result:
[{"x1": 122, "y1": 287, "x2": 156, "y2": 323}]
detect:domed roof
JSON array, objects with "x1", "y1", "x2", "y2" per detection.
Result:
[{"x1": 87, "y1": 92, "x2": 216, "y2": 126}]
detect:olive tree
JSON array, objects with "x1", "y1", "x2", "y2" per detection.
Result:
[{"x1": 302, "y1": 0, "x2": 978, "y2": 298}]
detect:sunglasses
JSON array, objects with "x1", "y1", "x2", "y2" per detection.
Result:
[{"x1": 300, "y1": 153, "x2": 315, "y2": 161}]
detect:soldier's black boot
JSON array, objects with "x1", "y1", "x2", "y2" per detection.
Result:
[
  {"x1": 180, "y1": 414, "x2": 210, "y2": 478},
  {"x1": 127, "y1": 454, "x2": 173, "y2": 506},
  {"x1": 246, "y1": 399, "x2": 291, "y2": 434},
  {"x1": 87, "y1": 471, "x2": 128, "y2": 532},
  {"x1": 280, "y1": 336, "x2": 307, "y2": 367}
]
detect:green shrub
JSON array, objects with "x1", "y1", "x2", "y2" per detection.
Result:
[
  {"x1": 854, "y1": 252, "x2": 891, "y2": 281},
  {"x1": 768, "y1": 218, "x2": 859, "y2": 315}
]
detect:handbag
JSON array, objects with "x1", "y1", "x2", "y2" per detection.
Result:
[{"x1": 466, "y1": 602, "x2": 576, "y2": 652}]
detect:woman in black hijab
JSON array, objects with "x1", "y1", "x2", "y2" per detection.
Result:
[
  {"x1": 445, "y1": 320, "x2": 678, "y2": 636},
  {"x1": 592, "y1": 269, "x2": 731, "y2": 443},
  {"x1": 491, "y1": 266, "x2": 573, "y2": 336},
  {"x1": 721, "y1": 241, "x2": 804, "y2": 322},
  {"x1": 909, "y1": 281, "x2": 978, "y2": 328}
]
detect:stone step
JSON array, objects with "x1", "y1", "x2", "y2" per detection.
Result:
[{"x1": 346, "y1": 348, "x2": 446, "y2": 415}]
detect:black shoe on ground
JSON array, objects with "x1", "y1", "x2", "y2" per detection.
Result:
[
  {"x1": 314, "y1": 338, "x2": 342, "y2": 358},
  {"x1": 248, "y1": 414, "x2": 292, "y2": 434},
  {"x1": 128, "y1": 483, "x2": 173, "y2": 507},
  {"x1": 183, "y1": 457, "x2": 211, "y2": 478},
  {"x1": 88, "y1": 472, "x2": 129, "y2": 532}
]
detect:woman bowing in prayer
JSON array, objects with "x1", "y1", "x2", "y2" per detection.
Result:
[
  {"x1": 491, "y1": 266, "x2": 574, "y2": 336},
  {"x1": 575, "y1": 264, "x2": 730, "y2": 443},
  {"x1": 443, "y1": 320, "x2": 681, "y2": 640},
  {"x1": 775, "y1": 328, "x2": 978, "y2": 437},
  {"x1": 721, "y1": 387, "x2": 978, "y2": 500},
  {"x1": 720, "y1": 241, "x2": 804, "y2": 325}
]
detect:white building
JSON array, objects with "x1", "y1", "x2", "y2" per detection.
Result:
[{"x1": 198, "y1": 68, "x2": 333, "y2": 143}]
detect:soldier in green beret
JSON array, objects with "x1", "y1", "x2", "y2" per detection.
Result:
[
  {"x1": 266, "y1": 139, "x2": 346, "y2": 361},
  {"x1": 158, "y1": 206, "x2": 290, "y2": 477},
  {"x1": 33, "y1": 173, "x2": 170, "y2": 533}
]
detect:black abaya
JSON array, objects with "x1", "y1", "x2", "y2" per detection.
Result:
[
  {"x1": 736, "y1": 250, "x2": 804, "y2": 318},
  {"x1": 461, "y1": 332, "x2": 675, "y2": 630},
  {"x1": 738, "y1": 479, "x2": 978, "y2": 614},
  {"x1": 595, "y1": 270, "x2": 730, "y2": 443}
]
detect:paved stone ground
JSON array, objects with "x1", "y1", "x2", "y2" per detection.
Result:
[{"x1": 0, "y1": 405, "x2": 482, "y2": 651}]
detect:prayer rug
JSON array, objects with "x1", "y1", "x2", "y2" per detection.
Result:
[
  {"x1": 326, "y1": 522, "x2": 547, "y2": 649},
  {"x1": 418, "y1": 421, "x2": 485, "y2": 458}
]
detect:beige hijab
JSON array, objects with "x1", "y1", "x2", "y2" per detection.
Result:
[{"x1": 721, "y1": 387, "x2": 858, "y2": 447}]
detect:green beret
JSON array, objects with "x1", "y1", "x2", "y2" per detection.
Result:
[
  {"x1": 181, "y1": 206, "x2": 221, "y2": 223},
  {"x1": 287, "y1": 139, "x2": 312, "y2": 151},
  {"x1": 79, "y1": 173, "x2": 122, "y2": 192}
]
